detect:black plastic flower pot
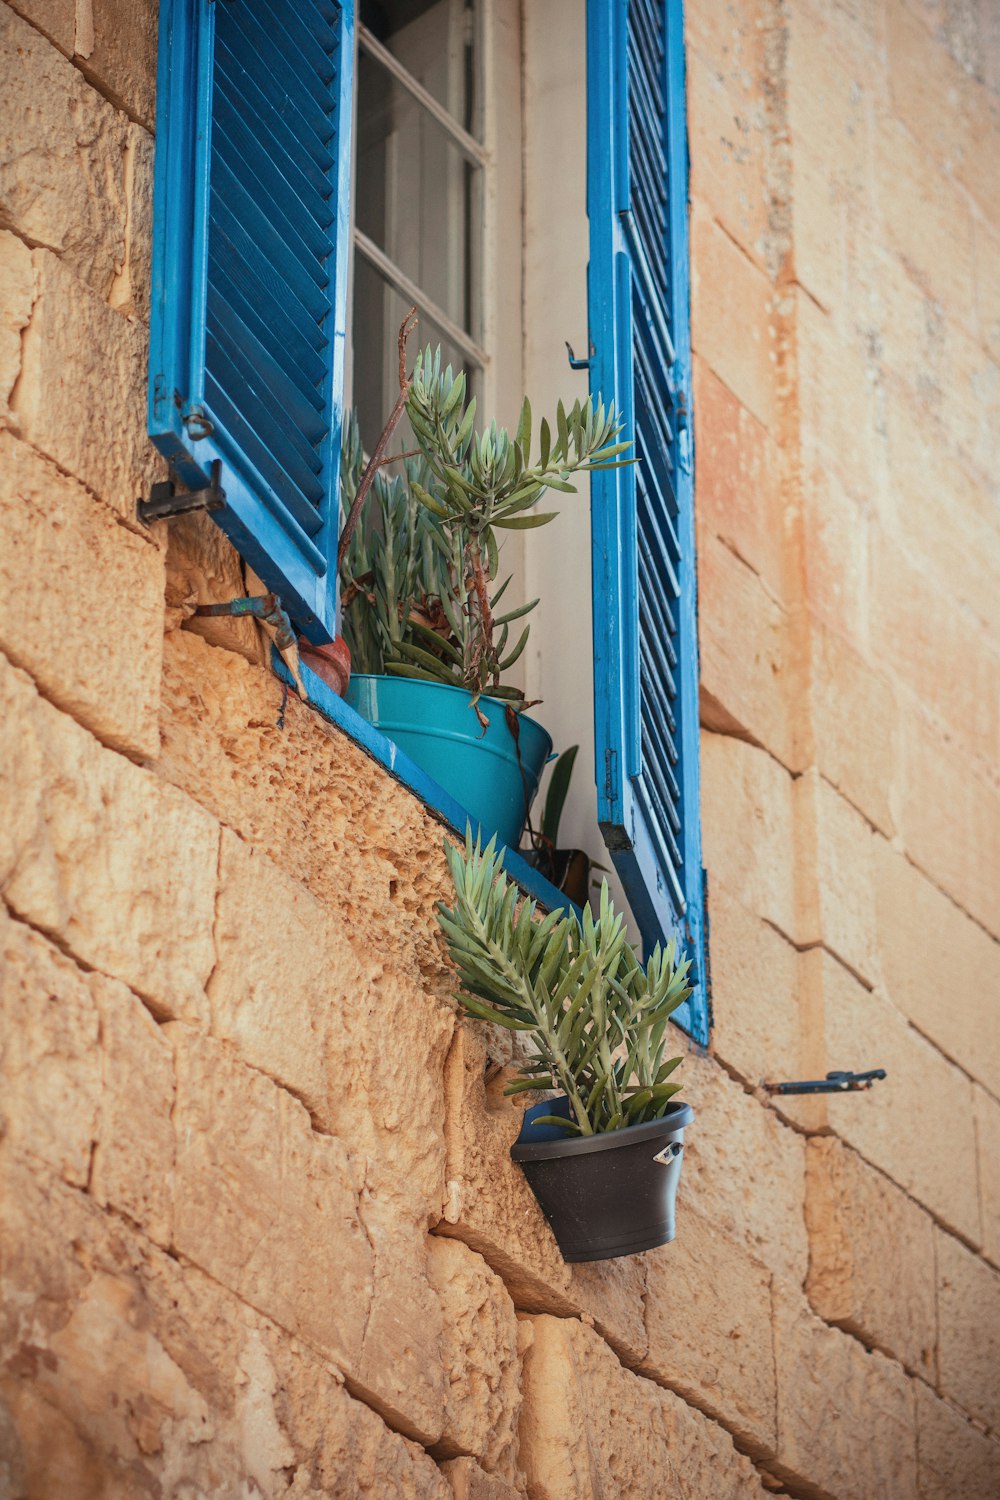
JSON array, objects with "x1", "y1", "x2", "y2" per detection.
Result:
[{"x1": 511, "y1": 1096, "x2": 695, "y2": 1263}]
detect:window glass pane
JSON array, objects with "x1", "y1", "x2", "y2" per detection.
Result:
[
  {"x1": 360, "y1": 0, "x2": 478, "y2": 134},
  {"x1": 355, "y1": 46, "x2": 482, "y2": 335},
  {"x1": 351, "y1": 253, "x2": 481, "y2": 453}
]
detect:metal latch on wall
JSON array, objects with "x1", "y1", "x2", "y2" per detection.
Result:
[
  {"x1": 763, "y1": 1069, "x2": 887, "y2": 1097},
  {"x1": 137, "y1": 459, "x2": 226, "y2": 525}
]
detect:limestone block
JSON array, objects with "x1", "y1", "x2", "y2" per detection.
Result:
[
  {"x1": 0, "y1": 653, "x2": 217, "y2": 1022},
  {"x1": 815, "y1": 951, "x2": 981, "y2": 1245},
  {"x1": 0, "y1": 433, "x2": 164, "y2": 758},
  {"x1": 871, "y1": 531, "x2": 1000, "y2": 778},
  {"x1": 0, "y1": 905, "x2": 100, "y2": 1186},
  {"x1": 975, "y1": 1086, "x2": 1000, "y2": 1270},
  {"x1": 679, "y1": 1052, "x2": 809, "y2": 1285},
  {"x1": 936, "y1": 1229, "x2": 1000, "y2": 1432},
  {"x1": 800, "y1": 462, "x2": 872, "y2": 653},
  {"x1": 90, "y1": 970, "x2": 174, "y2": 1247},
  {"x1": 107, "y1": 122, "x2": 154, "y2": 322},
  {"x1": 0, "y1": 231, "x2": 35, "y2": 426},
  {"x1": 772, "y1": 1283, "x2": 917, "y2": 1500},
  {"x1": 159, "y1": 627, "x2": 461, "y2": 1002},
  {"x1": 639, "y1": 1207, "x2": 776, "y2": 1457},
  {"x1": 805, "y1": 1137, "x2": 936, "y2": 1379},
  {"x1": 877, "y1": 112, "x2": 977, "y2": 333},
  {"x1": 74, "y1": 0, "x2": 158, "y2": 131},
  {"x1": 699, "y1": 731, "x2": 798, "y2": 943},
  {"x1": 0, "y1": 1152, "x2": 450, "y2": 1499},
  {"x1": 686, "y1": 42, "x2": 769, "y2": 270},
  {"x1": 897, "y1": 704, "x2": 1000, "y2": 942},
  {"x1": 698, "y1": 532, "x2": 806, "y2": 773},
  {"x1": 428, "y1": 1237, "x2": 522, "y2": 1481},
  {"x1": 914, "y1": 1379, "x2": 1000, "y2": 1500},
  {"x1": 811, "y1": 624, "x2": 898, "y2": 838},
  {"x1": 15, "y1": 249, "x2": 161, "y2": 517},
  {"x1": 693, "y1": 357, "x2": 789, "y2": 606},
  {"x1": 165, "y1": 508, "x2": 266, "y2": 662},
  {"x1": 795, "y1": 770, "x2": 880, "y2": 989},
  {"x1": 690, "y1": 201, "x2": 779, "y2": 433},
  {"x1": 440, "y1": 1457, "x2": 525, "y2": 1500},
  {"x1": 976, "y1": 214, "x2": 1000, "y2": 367},
  {"x1": 874, "y1": 837, "x2": 1000, "y2": 1099},
  {"x1": 210, "y1": 829, "x2": 452, "y2": 1215},
  {"x1": 0, "y1": 7, "x2": 129, "y2": 295},
  {"x1": 438, "y1": 1024, "x2": 648, "y2": 1367},
  {"x1": 4, "y1": 0, "x2": 75, "y2": 54},
  {"x1": 883, "y1": 397, "x2": 1000, "y2": 640},
  {"x1": 706, "y1": 877, "x2": 803, "y2": 1097},
  {"x1": 796, "y1": 292, "x2": 882, "y2": 514},
  {"x1": 518, "y1": 1315, "x2": 767, "y2": 1500},
  {"x1": 169, "y1": 1025, "x2": 373, "y2": 1379}
]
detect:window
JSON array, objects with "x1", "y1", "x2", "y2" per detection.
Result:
[{"x1": 586, "y1": 0, "x2": 707, "y2": 1042}]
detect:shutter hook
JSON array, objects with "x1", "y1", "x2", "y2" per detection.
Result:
[{"x1": 565, "y1": 340, "x2": 593, "y2": 372}]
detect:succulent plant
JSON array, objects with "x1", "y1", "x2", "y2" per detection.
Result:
[
  {"x1": 437, "y1": 829, "x2": 693, "y2": 1135},
  {"x1": 339, "y1": 345, "x2": 629, "y2": 712}
]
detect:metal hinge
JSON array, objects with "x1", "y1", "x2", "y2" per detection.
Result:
[
  {"x1": 671, "y1": 363, "x2": 692, "y2": 476},
  {"x1": 137, "y1": 459, "x2": 226, "y2": 525},
  {"x1": 763, "y1": 1069, "x2": 887, "y2": 1097}
]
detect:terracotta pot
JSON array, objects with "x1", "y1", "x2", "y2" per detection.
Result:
[{"x1": 298, "y1": 636, "x2": 351, "y2": 697}]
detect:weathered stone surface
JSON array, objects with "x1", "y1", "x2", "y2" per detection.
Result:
[
  {"x1": 805, "y1": 1137, "x2": 936, "y2": 1379},
  {"x1": 169, "y1": 1025, "x2": 373, "y2": 1380},
  {"x1": 686, "y1": 29, "x2": 769, "y2": 270},
  {"x1": 211, "y1": 828, "x2": 453, "y2": 1217},
  {"x1": 897, "y1": 703, "x2": 1000, "y2": 943},
  {"x1": 914, "y1": 1379, "x2": 1000, "y2": 1500},
  {"x1": 800, "y1": 461, "x2": 872, "y2": 652},
  {"x1": 169, "y1": 1025, "x2": 448, "y2": 1446},
  {"x1": 975, "y1": 1085, "x2": 1000, "y2": 1270},
  {"x1": 795, "y1": 770, "x2": 880, "y2": 990},
  {"x1": 700, "y1": 731, "x2": 799, "y2": 943},
  {"x1": 428, "y1": 1237, "x2": 521, "y2": 1480},
  {"x1": 640, "y1": 1207, "x2": 776, "y2": 1457},
  {"x1": 0, "y1": 230, "x2": 35, "y2": 426},
  {"x1": 811, "y1": 623, "x2": 899, "y2": 837},
  {"x1": 441, "y1": 1457, "x2": 526, "y2": 1500},
  {"x1": 0, "y1": 652, "x2": 217, "y2": 1022},
  {"x1": 90, "y1": 968, "x2": 174, "y2": 1247},
  {"x1": 437, "y1": 1024, "x2": 648, "y2": 1368},
  {"x1": 75, "y1": 0, "x2": 158, "y2": 131},
  {"x1": 0, "y1": 433, "x2": 164, "y2": 757},
  {"x1": 0, "y1": 7, "x2": 129, "y2": 295},
  {"x1": 875, "y1": 840, "x2": 1000, "y2": 1107},
  {"x1": 681, "y1": 1051, "x2": 809, "y2": 1286},
  {"x1": 706, "y1": 876, "x2": 802, "y2": 1096},
  {"x1": 698, "y1": 532, "x2": 806, "y2": 773},
  {"x1": 0, "y1": 904, "x2": 100, "y2": 1187},
  {"x1": 691, "y1": 200, "x2": 779, "y2": 433},
  {"x1": 772, "y1": 1283, "x2": 917, "y2": 1500},
  {"x1": 159, "y1": 626, "x2": 459, "y2": 1000},
  {"x1": 936, "y1": 1229, "x2": 1000, "y2": 1432},
  {"x1": 693, "y1": 356, "x2": 789, "y2": 606},
  {"x1": 0, "y1": 1151, "x2": 450, "y2": 1499},
  {"x1": 4, "y1": 0, "x2": 75, "y2": 55},
  {"x1": 518, "y1": 1315, "x2": 767, "y2": 1500},
  {"x1": 15, "y1": 248, "x2": 161, "y2": 517},
  {"x1": 107, "y1": 122, "x2": 154, "y2": 322},
  {"x1": 814, "y1": 951, "x2": 981, "y2": 1246}
]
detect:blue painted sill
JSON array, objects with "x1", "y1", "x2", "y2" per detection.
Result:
[{"x1": 273, "y1": 654, "x2": 581, "y2": 919}]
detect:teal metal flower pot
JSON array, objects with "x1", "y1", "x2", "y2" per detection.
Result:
[{"x1": 346, "y1": 675, "x2": 552, "y2": 851}]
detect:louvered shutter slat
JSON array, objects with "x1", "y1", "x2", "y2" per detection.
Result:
[
  {"x1": 150, "y1": 0, "x2": 354, "y2": 642},
  {"x1": 587, "y1": 0, "x2": 706, "y2": 1042}
]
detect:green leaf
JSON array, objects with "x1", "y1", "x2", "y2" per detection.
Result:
[
  {"x1": 492, "y1": 511, "x2": 558, "y2": 530},
  {"x1": 541, "y1": 744, "x2": 578, "y2": 846},
  {"x1": 515, "y1": 396, "x2": 531, "y2": 459}
]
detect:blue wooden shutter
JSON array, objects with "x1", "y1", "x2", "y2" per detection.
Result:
[
  {"x1": 587, "y1": 0, "x2": 707, "y2": 1042},
  {"x1": 149, "y1": 0, "x2": 354, "y2": 643}
]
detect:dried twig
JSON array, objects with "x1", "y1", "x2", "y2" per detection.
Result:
[{"x1": 337, "y1": 308, "x2": 419, "y2": 574}]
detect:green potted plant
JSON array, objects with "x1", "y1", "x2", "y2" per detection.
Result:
[
  {"x1": 338, "y1": 326, "x2": 628, "y2": 851},
  {"x1": 437, "y1": 829, "x2": 695, "y2": 1263}
]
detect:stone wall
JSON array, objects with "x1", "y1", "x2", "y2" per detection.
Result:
[{"x1": 1, "y1": 1, "x2": 999, "y2": 1497}]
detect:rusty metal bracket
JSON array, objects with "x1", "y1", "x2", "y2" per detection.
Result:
[
  {"x1": 194, "y1": 591, "x2": 297, "y2": 652},
  {"x1": 137, "y1": 460, "x2": 226, "y2": 525},
  {"x1": 763, "y1": 1069, "x2": 887, "y2": 1097}
]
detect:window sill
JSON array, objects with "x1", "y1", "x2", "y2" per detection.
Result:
[{"x1": 273, "y1": 653, "x2": 579, "y2": 918}]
